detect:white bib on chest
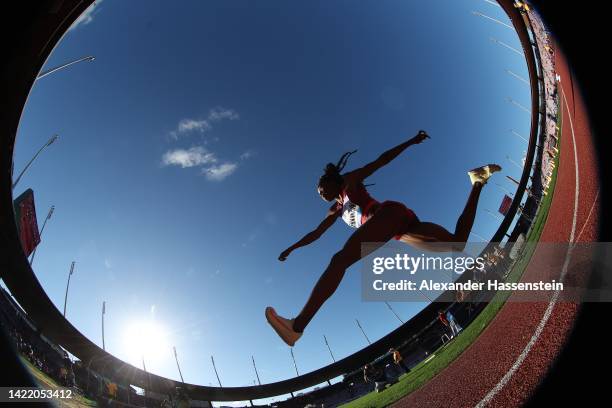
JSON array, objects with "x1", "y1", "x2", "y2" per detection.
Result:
[{"x1": 341, "y1": 194, "x2": 362, "y2": 228}]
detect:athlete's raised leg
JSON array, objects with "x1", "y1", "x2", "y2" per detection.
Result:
[{"x1": 399, "y1": 164, "x2": 500, "y2": 252}]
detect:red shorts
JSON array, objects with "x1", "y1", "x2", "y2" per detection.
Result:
[{"x1": 362, "y1": 200, "x2": 419, "y2": 240}]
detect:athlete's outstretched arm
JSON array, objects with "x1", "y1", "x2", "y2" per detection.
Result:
[
  {"x1": 351, "y1": 130, "x2": 430, "y2": 181},
  {"x1": 279, "y1": 207, "x2": 341, "y2": 261}
]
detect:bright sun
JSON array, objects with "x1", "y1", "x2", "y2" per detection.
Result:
[{"x1": 122, "y1": 320, "x2": 170, "y2": 364}]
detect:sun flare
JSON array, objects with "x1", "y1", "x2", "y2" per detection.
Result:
[{"x1": 122, "y1": 320, "x2": 170, "y2": 364}]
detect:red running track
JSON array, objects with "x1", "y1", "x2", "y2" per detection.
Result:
[{"x1": 391, "y1": 45, "x2": 600, "y2": 408}]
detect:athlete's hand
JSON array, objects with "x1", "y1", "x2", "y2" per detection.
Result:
[
  {"x1": 411, "y1": 130, "x2": 430, "y2": 144},
  {"x1": 278, "y1": 249, "x2": 292, "y2": 262}
]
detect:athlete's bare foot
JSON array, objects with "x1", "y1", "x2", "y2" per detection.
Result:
[
  {"x1": 265, "y1": 307, "x2": 302, "y2": 347},
  {"x1": 468, "y1": 164, "x2": 502, "y2": 185}
]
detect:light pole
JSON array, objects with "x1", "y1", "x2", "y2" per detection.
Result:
[
  {"x1": 505, "y1": 69, "x2": 529, "y2": 86},
  {"x1": 63, "y1": 261, "x2": 75, "y2": 317},
  {"x1": 323, "y1": 335, "x2": 336, "y2": 363},
  {"x1": 355, "y1": 319, "x2": 371, "y2": 345},
  {"x1": 36, "y1": 56, "x2": 95, "y2": 81},
  {"x1": 506, "y1": 155, "x2": 524, "y2": 171},
  {"x1": 251, "y1": 356, "x2": 261, "y2": 385},
  {"x1": 211, "y1": 356, "x2": 222, "y2": 387},
  {"x1": 490, "y1": 37, "x2": 524, "y2": 56},
  {"x1": 142, "y1": 355, "x2": 150, "y2": 396},
  {"x1": 483, "y1": 0, "x2": 502, "y2": 8},
  {"x1": 290, "y1": 348, "x2": 299, "y2": 376},
  {"x1": 173, "y1": 346, "x2": 185, "y2": 383},
  {"x1": 472, "y1": 11, "x2": 513, "y2": 30},
  {"x1": 12, "y1": 134, "x2": 59, "y2": 190},
  {"x1": 506, "y1": 175, "x2": 521, "y2": 186},
  {"x1": 29, "y1": 205, "x2": 55, "y2": 266},
  {"x1": 509, "y1": 129, "x2": 529, "y2": 142},
  {"x1": 102, "y1": 301, "x2": 106, "y2": 351},
  {"x1": 384, "y1": 301, "x2": 404, "y2": 324},
  {"x1": 494, "y1": 182, "x2": 515, "y2": 197},
  {"x1": 505, "y1": 97, "x2": 531, "y2": 114}
]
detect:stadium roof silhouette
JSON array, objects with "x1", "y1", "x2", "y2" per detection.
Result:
[{"x1": 0, "y1": 0, "x2": 540, "y2": 401}]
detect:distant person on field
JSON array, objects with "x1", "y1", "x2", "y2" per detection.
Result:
[
  {"x1": 389, "y1": 347, "x2": 410, "y2": 373},
  {"x1": 438, "y1": 309, "x2": 453, "y2": 338},
  {"x1": 363, "y1": 364, "x2": 383, "y2": 384},
  {"x1": 446, "y1": 310, "x2": 462, "y2": 337}
]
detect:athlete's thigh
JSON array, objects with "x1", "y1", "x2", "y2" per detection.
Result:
[
  {"x1": 401, "y1": 221, "x2": 455, "y2": 242},
  {"x1": 340, "y1": 204, "x2": 405, "y2": 262},
  {"x1": 399, "y1": 221, "x2": 459, "y2": 253},
  {"x1": 398, "y1": 234, "x2": 444, "y2": 252}
]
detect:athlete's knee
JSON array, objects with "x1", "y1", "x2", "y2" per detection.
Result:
[
  {"x1": 451, "y1": 239, "x2": 467, "y2": 252},
  {"x1": 330, "y1": 250, "x2": 354, "y2": 269}
]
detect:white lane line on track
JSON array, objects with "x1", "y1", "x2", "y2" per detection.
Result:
[
  {"x1": 475, "y1": 86, "x2": 580, "y2": 408},
  {"x1": 574, "y1": 189, "x2": 599, "y2": 244}
]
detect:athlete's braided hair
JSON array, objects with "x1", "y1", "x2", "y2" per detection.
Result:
[{"x1": 318, "y1": 150, "x2": 357, "y2": 187}]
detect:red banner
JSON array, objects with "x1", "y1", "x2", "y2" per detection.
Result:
[
  {"x1": 498, "y1": 194, "x2": 513, "y2": 216},
  {"x1": 13, "y1": 189, "x2": 40, "y2": 257}
]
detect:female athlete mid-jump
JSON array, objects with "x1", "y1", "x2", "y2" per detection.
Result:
[{"x1": 265, "y1": 130, "x2": 501, "y2": 346}]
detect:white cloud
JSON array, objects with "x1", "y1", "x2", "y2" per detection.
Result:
[
  {"x1": 208, "y1": 107, "x2": 240, "y2": 121},
  {"x1": 161, "y1": 148, "x2": 239, "y2": 181},
  {"x1": 240, "y1": 150, "x2": 255, "y2": 160},
  {"x1": 178, "y1": 119, "x2": 211, "y2": 133},
  {"x1": 169, "y1": 107, "x2": 239, "y2": 139},
  {"x1": 202, "y1": 162, "x2": 238, "y2": 181},
  {"x1": 69, "y1": 0, "x2": 104, "y2": 31},
  {"x1": 164, "y1": 107, "x2": 242, "y2": 181},
  {"x1": 162, "y1": 147, "x2": 217, "y2": 168}
]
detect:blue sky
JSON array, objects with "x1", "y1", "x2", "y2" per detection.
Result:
[{"x1": 8, "y1": 0, "x2": 530, "y2": 404}]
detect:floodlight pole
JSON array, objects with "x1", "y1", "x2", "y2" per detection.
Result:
[
  {"x1": 36, "y1": 55, "x2": 95, "y2": 80},
  {"x1": 142, "y1": 355, "x2": 150, "y2": 398},
  {"x1": 12, "y1": 134, "x2": 59, "y2": 190},
  {"x1": 510, "y1": 129, "x2": 529, "y2": 142},
  {"x1": 290, "y1": 348, "x2": 299, "y2": 376},
  {"x1": 482, "y1": 0, "x2": 502, "y2": 8},
  {"x1": 211, "y1": 356, "x2": 222, "y2": 387},
  {"x1": 471, "y1": 11, "x2": 514, "y2": 30},
  {"x1": 505, "y1": 69, "x2": 529, "y2": 86},
  {"x1": 29, "y1": 205, "x2": 55, "y2": 266},
  {"x1": 323, "y1": 335, "x2": 335, "y2": 363},
  {"x1": 490, "y1": 37, "x2": 525, "y2": 56},
  {"x1": 102, "y1": 301, "x2": 106, "y2": 350},
  {"x1": 384, "y1": 302, "x2": 404, "y2": 324},
  {"x1": 355, "y1": 319, "x2": 371, "y2": 345},
  {"x1": 252, "y1": 356, "x2": 261, "y2": 385},
  {"x1": 63, "y1": 261, "x2": 75, "y2": 317},
  {"x1": 494, "y1": 182, "x2": 515, "y2": 197},
  {"x1": 505, "y1": 97, "x2": 531, "y2": 114},
  {"x1": 506, "y1": 155, "x2": 524, "y2": 170},
  {"x1": 173, "y1": 346, "x2": 185, "y2": 383}
]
